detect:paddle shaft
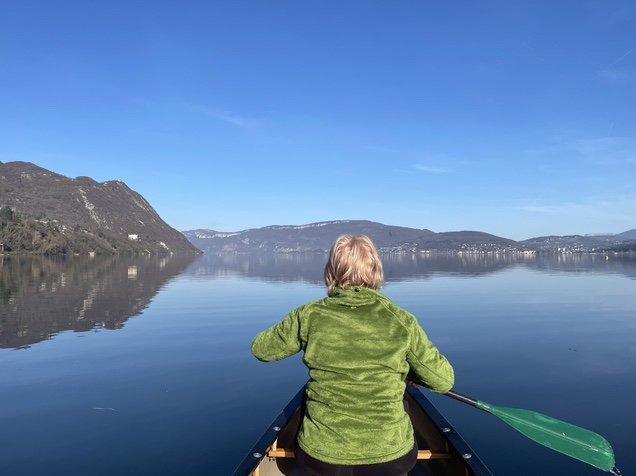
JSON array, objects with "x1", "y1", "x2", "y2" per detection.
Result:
[{"x1": 445, "y1": 390, "x2": 478, "y2": 407}]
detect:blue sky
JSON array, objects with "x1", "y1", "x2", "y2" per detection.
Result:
[{"x1": 1, "y1": 1, "x2": 634, "y2": 240}]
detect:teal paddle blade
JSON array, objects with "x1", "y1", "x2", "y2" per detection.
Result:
[{"x1": 476, "y1": 400, "x2": 615, "y2": 471}]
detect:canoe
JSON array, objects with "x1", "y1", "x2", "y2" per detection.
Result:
[{"x1": 232, "y1": 384, "x2": 492, "y2": 476}]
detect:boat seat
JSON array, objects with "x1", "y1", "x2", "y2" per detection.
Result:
[{"x1": 267, "y1": 448, "x2": 452, "y2": 460}]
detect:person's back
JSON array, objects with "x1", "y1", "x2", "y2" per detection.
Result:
[{"x1": 251, "y1": 235, "x2": 454, "y2": 475}]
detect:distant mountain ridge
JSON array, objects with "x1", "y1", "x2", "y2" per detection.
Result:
[
  {"x1": 0, "y1": 161, "x2": 199, "y2": 255},
  {"x1": 618, "y1": 229, "x2": 636, "y2": 239},
  {"x1": 184, "y1": 221, "x2": 636, "y2": 254},
  {"x1": 183, "y1": 220, "x2": 522, "y2": 253},
  {"x1": 520, "y1": 233, "x2": 636, "y2": 252}
]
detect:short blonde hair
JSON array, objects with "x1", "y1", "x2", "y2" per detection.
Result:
[{"x1": 324, "y1": 235, "x2": 384, "y2": 294}]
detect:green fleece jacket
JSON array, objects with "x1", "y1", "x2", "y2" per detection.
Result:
[{"x1": 251, "y1": 286, "x2": 454, "y2": 465}]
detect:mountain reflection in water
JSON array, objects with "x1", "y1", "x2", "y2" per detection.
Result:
[
  {"x1": 0, "y1": 254, "x2": 197, "y2": 349},
  {"x1": 2, "y1": 252, "x2": 634, "y2": 350},
  {"x1": 187, "y1": 251, "x2": 636, "y2": 283}
]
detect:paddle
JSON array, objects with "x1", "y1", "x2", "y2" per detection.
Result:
[{"x1": 445, "y1": 390, "x2": 616, "y2": 472}]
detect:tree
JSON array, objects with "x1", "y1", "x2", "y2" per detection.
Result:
[{"x1": 0, "y1": 206, "x2": 14, "y2": 222}]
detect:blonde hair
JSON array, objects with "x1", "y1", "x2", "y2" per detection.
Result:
[{"x1": 324, "y1": 235, "x2": 384, "y2": 294}]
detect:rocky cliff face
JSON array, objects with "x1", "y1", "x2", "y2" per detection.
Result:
[{"x1": 0, "y1": 161, "x2": 200, "y2": 255}]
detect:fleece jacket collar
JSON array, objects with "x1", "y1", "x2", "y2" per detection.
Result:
[{"x1": 328, "y1": 286, "x2": 380, "y2": 307}]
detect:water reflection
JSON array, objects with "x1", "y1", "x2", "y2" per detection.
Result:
[
  {"x1": 0, "y1": 254, "x2": 197, "y2": 349},
  {"x1": 0, "y1": 251, "x2": 634, "y2": 475},
  {"x1": 2, "y1": 252, "x2": 633, "y2": 349},
  {"x1": 186, "y1": 252, "x2": 636, "y2": 283},
  {"x1": 526, "y1": 253, "x2": 636, "y2": 277}
]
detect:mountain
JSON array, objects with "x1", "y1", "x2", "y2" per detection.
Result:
[
  {"x1": 183, "y1": 220, "x2": 523, "y2": 253},
  {"x1": 0, "y1": 161, "x2": 200, "y2": 255},
  {"x1": 619, "y1": 229, "x2": 636, "y2": 239},
  {"x1": 521, "y1": 233, "x2": 636, "y2": 252}
]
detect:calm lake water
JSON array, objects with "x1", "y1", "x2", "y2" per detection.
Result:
[{"x1": 1, "y1": 252, "x2": 635, "y2": 475}]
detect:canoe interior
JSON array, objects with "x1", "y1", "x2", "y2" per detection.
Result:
[{"x1": 233, "y1": 385, "x2": 492, "y2": 476}]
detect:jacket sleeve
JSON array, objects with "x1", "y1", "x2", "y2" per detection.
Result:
[
  {"x1": 406, "y1": 319, "x2": 454, "y2": 393},
  {"x1": 251, "y1": 307, "x2": 304, "y2": 362}
]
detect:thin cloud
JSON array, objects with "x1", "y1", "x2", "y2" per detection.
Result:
[
  {"x1": 519, "y1": 204, "x2": 575, "y2": 214},
  {"x1": 365, "y1": 145, "x2": 399, "y2": 154},
  {"x1": 603, "y1": 49, "x2": 633, "y2": 70},
  {"x1": 520, "y1": 202, "x2": 599, "y2": 216},
  {"x1": 599, "y1": 50, "x2": 634, "y2": 84},
  {"x1": 570, "y1": 137, "x2": 636, "y2": 165},
  {"x1": 413, "y1": 164, "x2": 449, "y2": 174},
  {"x1": 185, "y1": 104, "x2": 259, "y2": 129},
  {"x1": 523, "y1": 136, "x2": 636, "y2": 166},
  {"x1": 519, "y1": 195, "x2": 636, "y2": 222},
  {"x1": 598, "y1": 69, "x2": 633, "y2": 83}
]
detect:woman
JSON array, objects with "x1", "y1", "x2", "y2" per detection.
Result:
[{"x1": 251, "y1": 235, "x2": 454, "y2": 475}]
